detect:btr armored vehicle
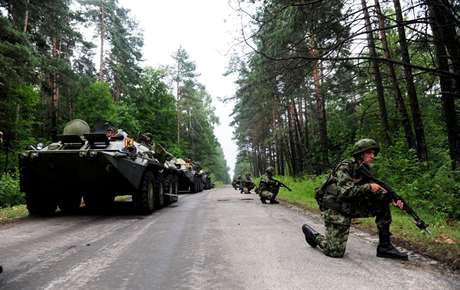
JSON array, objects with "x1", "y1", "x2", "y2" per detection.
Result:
[
  {"x1": 173, "y1": 158, "x2": 203, "y2": 193},
  {"x1": 19, "y1": 120, "x2": 178, "y2": 216}
]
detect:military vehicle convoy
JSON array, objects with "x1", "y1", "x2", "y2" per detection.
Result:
[{"x1": 18, "y1": 120, "x2": 179, "y2": 216}]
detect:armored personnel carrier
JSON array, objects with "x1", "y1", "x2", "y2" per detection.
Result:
[
  {"x1": 173, "y1": 158, "x2": 203, "y2": 193},
  {"x1": 19, "y1": 120, "x2": 178, "y2": 216}
]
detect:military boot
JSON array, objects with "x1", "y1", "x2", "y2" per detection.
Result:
[
  {"x1": 270, "y1": 199, "x2": 279, "y2": 204},
  {"x1": 376, "y1": 232, "x2": 408, "y2": 260},
  {"x1": 302, "y1": 224, "x2": 318, "y2": 247},
  {"x1": 260, "y1": 197, "x2": 267, "y2": 204}
]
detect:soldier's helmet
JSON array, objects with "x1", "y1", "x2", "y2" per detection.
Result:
[
  {"x1": 266, "y1": 166, "x2": 275, "y2": 174},
  {"x1": 352, "y1": 138, "x2": 380, "y2": 158},
  {"x1": 63, "y1": 119, "x2": 90, "y2": 136},
  {"x1": 145, "y1": 132, "x2": 153, "y2": 138},
  {"x1": 246, "y1": 172, "x2": 251, "y2": 176}
]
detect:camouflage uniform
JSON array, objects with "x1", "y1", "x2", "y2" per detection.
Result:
[
  {"x1": 192, "y1": 161, "x2": 203, "y2": 172},
  {"x1": 302, "y1": 138, "x2": 407, "y2": 260},
  {"x1": 138, "y1": 132, "x2": 153, "y2": 148},
  {"x1": 235, "y1": 175, "x2": 243, "y2": 190},
  {"x1": 140, "y1": 133, "x2": 172, "y2": 164},
  {"x1": 242, "y1": 174, "x2": 255, "y2": 194},
  {"x1": 258, "y1": 167, "x2": 280, "y2": 203},
  {"x1": 316, "y1": 159, "x2": 391, "y2": 257},
  {"x1": 232, "y1": 177, "x2": 239, "y2": 189}
]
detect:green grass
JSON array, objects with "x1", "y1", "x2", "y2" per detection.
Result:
[
  {"x1": 213, "y1": 181, "x2": 225, "y2": 187},
  {"x1": 0, "y1": 204, "x2": 30, "y2": 223},
  {"x1": 115, "y1": 195, "x2": 131, "y2": 201}
]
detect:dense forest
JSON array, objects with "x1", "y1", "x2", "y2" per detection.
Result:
[
  {"x1": 227, "y1": 0, "x2": 460, "y2": 219},
  {"x1": 0, "y1": 0, "x2": 231, "y2": 186}
]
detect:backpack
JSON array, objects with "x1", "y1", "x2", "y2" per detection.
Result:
[{"x1": 314, "y1": 159, "x2": 356, "y2": 211}]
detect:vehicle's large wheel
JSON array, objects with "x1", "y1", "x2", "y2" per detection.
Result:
[
  {"x1": 154, "y1": 171, "x2": 165, "y2": 209},
  {"x1": 194, "y1": 179, "x2": 200, "y2": 192},
  {"x1": 190, "y1": 179, "x2": 197, "y2": 193},
  {"x1": 133, "y1": 171, "x2": 155, "y2": 215},
  {"x1": 172, "y1": 175, "x2": 179, "y2": 203},
  {"x1": 26, "y1": 193, "x2": 57, "y2": 216},
  {"x1": 198, "y1": 179, "x2": 203, "y2": 192},
  {"x1": 58, "y1": 194, "x2": 82, "y2": 214},
  {"x1": 205, "y1": 179, "x2": 212, "y2": 190},
  {"x1": 164, "y1": 174, "x2": 175, "y2": 206}
]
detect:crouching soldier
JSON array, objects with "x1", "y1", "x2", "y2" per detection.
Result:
[{"x1": 258, "y1": 166, "x2": 284, "y2": 204}]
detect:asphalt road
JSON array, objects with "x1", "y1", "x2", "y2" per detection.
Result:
[{"x1": 0, "y1": 185, "x2": 459, "y2": 289}]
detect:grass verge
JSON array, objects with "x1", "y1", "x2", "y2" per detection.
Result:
[{"x1": 0, "y1": 205, "x2": 30, "y2": 223}]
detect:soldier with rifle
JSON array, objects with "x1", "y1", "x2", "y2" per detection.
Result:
[
  {"x1": 257, "y1": 166, "x2": 291, "y2": 204},
  {"x1": 241, "y1": 172, "x2": 255, "y2": 194},
  {"x1": 302, "y1": 139, "x2": 413, "y2": 260}
]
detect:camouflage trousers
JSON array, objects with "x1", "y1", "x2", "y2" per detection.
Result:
[
  {"x1": 243, "y1": 187, "x2": 250, "y2": 194},
  {"x1": 316, "y1": 194, "x2": 392, "y2": 258},
  {"x1": 259, "y1": 190, "x2": 277, "y2": 200}
]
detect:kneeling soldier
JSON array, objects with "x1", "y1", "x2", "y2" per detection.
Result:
[{"x1": 302, "y1": 139, "x2": 408, "y2": 260}]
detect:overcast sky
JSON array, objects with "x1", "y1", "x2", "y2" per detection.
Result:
[{"x1": 118, "y1": 0, "x2": 241, "y2": 177}]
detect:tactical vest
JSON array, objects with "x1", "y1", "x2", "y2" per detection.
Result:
[
  {"x1": 315, "y1": 159, "x2": 360, "y2": 214},
  {"x1": 259, "y1": 174, "x2": 278, "y2": 194}
]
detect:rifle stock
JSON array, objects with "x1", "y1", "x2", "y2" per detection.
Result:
[{"x1": 356, "y1": 164, "x2": 431, "y2": 235}]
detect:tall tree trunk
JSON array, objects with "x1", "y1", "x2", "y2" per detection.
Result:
[
  {"x1": 99, "y1": 1, "x2": 105, "y2": 82},
  {"x1": 272, "y1": 100, "x2": 281, "y2": 175},
  {"x1": 424, "y1": 0, "x2": 460, "y2": 89},
  {"x1": 176, "y1": 64, "x2": 180, "y2": 144},
  {"x1": 287, "y1": 99, "x2": 301, "y2": 177},
  {"x1": 295, "y1": 96, "x2": 313, "y2": 174},
  {"x1": 361, "y1": 0, "x2": 392, "y2": 149},
  {"x1": 281, "y1": 130, "x2": 290, "y2": 176},
  {"x1": 393, "y1": 0, "x2": 428, "y2": 163},
  {"x1": 374, "y1": 0, "x2": 416, "y2": 151},
  {"x1": 23, "y1": 0, "x2": 29, "y2": 32},
  {"x1": 311, "y1": 38, "x2": 329, "y2": 172},
  {"x1": 115, "y1": 60, "x2": 121, "y2": 104},
  {"x1": 308, "y1": 98, "x2": 320, "y2": 174},
  {"x1": 428, "y1": 2, "x2": 460, "y2": 169},
  {"x1": 13, "y1": 0, "x2": 31, "y2": 148},
  {"x1": 51, "y1": 19, "x2": 58, "y2": 141}
]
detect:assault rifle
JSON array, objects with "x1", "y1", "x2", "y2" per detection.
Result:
[
  {"x1": 356, "y1": 164, "x2": 431, "y2": 235},
  {"x1": 276, "y1": 180, "x2": 292, "y2": 192}
]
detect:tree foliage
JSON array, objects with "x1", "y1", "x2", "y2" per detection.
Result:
[
  {"x1": 228, "y1": 0, "x2": 460, "y2": 218},
  {"x1": 0, "y1": 1, "x2": 230, "y2": 184}
]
